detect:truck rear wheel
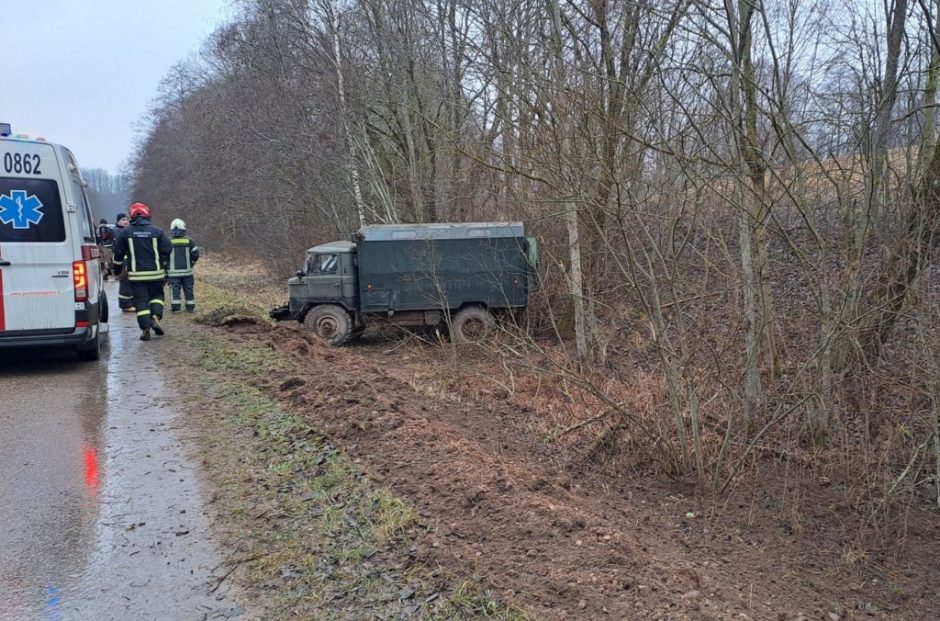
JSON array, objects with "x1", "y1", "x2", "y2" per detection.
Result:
[
  {"x1": 452, "y1": 306, "x2": 495, "y2": 344},
  {"x1": 303, "y1": 305, "x2": 353, "y2": 346}
]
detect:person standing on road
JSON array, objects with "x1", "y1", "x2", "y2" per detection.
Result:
[
  {"x1": 167, "y1": 218, "x2": 200, "y2": 313},
  {"x1": 111, "y1": 203, "x2": 172, "y2": 341},
  {"x1": 114, "y1": 212, "x2": 135, "y2": 312},
  {"x1": 96, "y1": 218, "x2": 115, "y2": 280}
]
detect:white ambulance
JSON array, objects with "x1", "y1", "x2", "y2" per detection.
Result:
[{"x1": 0, "y1": 123, "x2": 108, "y2": 360}]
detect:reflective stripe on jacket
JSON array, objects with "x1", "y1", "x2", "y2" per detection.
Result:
[
  {"x1": 168, "y1": 236, "x2": 199, "y2": 277},
  {"x1": 112, "y1": 217, "x2": 172, "y2": 282}
]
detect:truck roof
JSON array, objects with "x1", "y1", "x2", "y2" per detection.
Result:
[
  {"x1": 357, "y1": 222, "x2": 524, "y2": 242},
  {"x1": 307, "y1": 240, "x2": 356, "y2": 254}
]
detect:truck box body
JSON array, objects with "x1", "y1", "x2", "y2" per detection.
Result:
[
  {"x1": 355, "y1": 222, "x2": 529, "y2": 313},
  {"x1": 273, "y1": 221, "x2": 535, "y2": 345}
]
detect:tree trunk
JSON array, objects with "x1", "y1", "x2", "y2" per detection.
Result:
[
  {"x1": 924, "y1": 0, "x2": 940, "y2": 156},
  {"x1": 863, "y1": 138, "x2": 940, "y2": 358},
  {"x1": 852, "y1": 0, "x2": 908, "y2": 358},
  {"x1": 550, "y1": 0, "x2": 589, "y2": 360},
  {"x1": 868, "y1": 0, "x2": 908, "y2": 217},
  {"x1": 726, "y1": 0, "x2": 764, "y2": 418},
  {"x1": 329, "y1": 0, "x2": 366, "y2": 227}
]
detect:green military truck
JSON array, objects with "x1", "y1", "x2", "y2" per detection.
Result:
[{"x1": 270, "y1": 222, "x2": 537, "y2": 345}]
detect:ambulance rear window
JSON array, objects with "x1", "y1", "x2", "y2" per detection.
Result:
[{"x1": 0, "y1": 178, "x2": 65, "y2": 243}]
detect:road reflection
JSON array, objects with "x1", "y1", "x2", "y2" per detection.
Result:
[
  {"x1": 0, "y1": 301, "x2": 110, "y2": 619},
  {"x1": 0, "y1": 285, "x2": 247, "y2": 619}
]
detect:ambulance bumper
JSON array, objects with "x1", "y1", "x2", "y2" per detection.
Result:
[{"x1": 0, "y1": 326, "x2": 94, "y2": 349}]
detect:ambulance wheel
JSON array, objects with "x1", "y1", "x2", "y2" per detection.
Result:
[
  {"x1": 452, "y1": 306, "x2": 495, "y2": 344},
  {"x1": 303, "y1": 305, "x2": 353, "y2": 346},
  {"x1": 77, "y1": 332, "x2": 101, "y2": 361}
]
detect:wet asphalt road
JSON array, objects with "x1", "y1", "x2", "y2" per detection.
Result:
[{"x1": 0, "y1": 283, "x2": 247, "y2": 620}]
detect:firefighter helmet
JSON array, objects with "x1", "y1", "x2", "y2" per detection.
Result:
[
  {"x1": 170, "y1": 218, "x2": 186, "y2": 231},
  {"x1": 129, "y1": 202, "x2": 151, "y2": 219}
]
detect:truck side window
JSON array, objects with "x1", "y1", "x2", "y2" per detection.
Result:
[{"x1": 312, "y1": 253, "x2": 337, "y2": 274}]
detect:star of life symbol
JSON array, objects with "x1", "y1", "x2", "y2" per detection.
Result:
[{"x1": 0, "y1": 190, "x2": 45, "y2": 229}]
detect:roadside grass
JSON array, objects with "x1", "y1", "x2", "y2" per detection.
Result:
[
  {"x1": 165, "y1": 273, "x2": 525, "y2": 620},
  {"x1": 194, "y1": 254, "x2": 284, "y2": 309}
]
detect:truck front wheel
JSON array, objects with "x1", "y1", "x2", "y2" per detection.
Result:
[
  {"x1": 452, "y1": 306, "x2": 495, "y2": 344},
  {"x1": 303, "y1": 305, "x2": 353, "y2": 346}
]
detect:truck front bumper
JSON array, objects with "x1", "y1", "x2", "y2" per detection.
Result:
[{"x1": 269, "y1": 304, "x2": 293, "y2": 322}]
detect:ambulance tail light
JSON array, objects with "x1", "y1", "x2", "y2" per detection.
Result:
[{"x1": 73, "y1": 260, "x2": 88, "y2": 302}]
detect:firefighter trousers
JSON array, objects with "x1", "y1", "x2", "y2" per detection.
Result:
[
  {"x1": 131, "y1": 280, "x2": 165, "y2": 330},
  {"x1": 118, "y1": 271, "x2": 134, "y2": 309},
  {"x1": 169, "y1": 276, "x2": 195, "y2": 312}
]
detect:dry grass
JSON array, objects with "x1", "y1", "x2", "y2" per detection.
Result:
[{"x1": 196, "y1": 253, "x2": 285, "y2": 309}]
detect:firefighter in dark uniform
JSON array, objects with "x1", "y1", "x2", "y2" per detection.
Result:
[
  {"x1": 114, "y1": 212, "x2": 135, "y2": 311},
  {"x1": 168, "y1": 218, "x2": 200, "y2": 312},
  {"x1": 111, "y1": 203, "x2": 172, "y2": 341}
]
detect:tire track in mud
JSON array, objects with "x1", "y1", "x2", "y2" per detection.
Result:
[{"x1": 214, "y1": 321, "x2": 795, "y2": 620}]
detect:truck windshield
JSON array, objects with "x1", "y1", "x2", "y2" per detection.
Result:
[{"x1": 307, "y1": 253, "x2": 337, "y2": 274}]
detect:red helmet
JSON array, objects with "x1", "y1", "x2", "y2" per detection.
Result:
[{"x1": 129, "y1": 202, "x2": 151, "y2": 218}]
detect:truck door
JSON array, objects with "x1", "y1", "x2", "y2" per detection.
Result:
[
  {"x1": 307, "y1": 253, "x2": 342, "y2": 299},
  {"x1": 0, "y1": 144, "x2": 75, "y2": 333}
]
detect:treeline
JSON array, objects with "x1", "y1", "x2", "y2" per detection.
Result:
[
  {"x1": 131, "y1": 0, "x2": 940, "y2": 508},
  {"x1": 82, "y1": 168, "x2": 129, "y2": 222},
  {"x1": 82, "y1": 168, "x2": 129, "y2": 197}
]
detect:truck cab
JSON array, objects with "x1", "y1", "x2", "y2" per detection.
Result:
[{"x1": 286, "y1": 241, "x2": 358, "y2": 318}]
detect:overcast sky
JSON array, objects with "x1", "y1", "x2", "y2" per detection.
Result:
[{"x1": 1, "y1": 0, "x2": 233, "y2": 173}]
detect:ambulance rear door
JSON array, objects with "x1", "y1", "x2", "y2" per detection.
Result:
[{"x1": 0, "y1": 141, "x2": 76, "y2": 333}]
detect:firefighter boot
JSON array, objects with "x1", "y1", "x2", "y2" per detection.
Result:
[
  {"x1": 140, "y1": 329, "x2": 151, "y2": 341},
  {"x1": 151, "y1": 315, "x2": 165, "y2": 336}
]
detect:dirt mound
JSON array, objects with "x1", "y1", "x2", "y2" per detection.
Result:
[{"x1": 195, "y1": 305, "x2": 267, "y2": 328}]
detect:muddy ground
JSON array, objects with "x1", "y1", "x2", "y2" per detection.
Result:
[{"x1": 165, "y1": 312, "x2": 937, "y2": 620}]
